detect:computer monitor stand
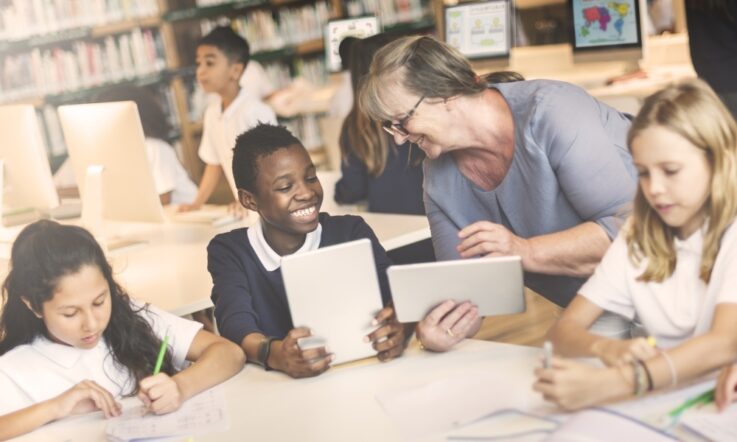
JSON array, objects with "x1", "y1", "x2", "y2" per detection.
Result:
[
  {"x1": 0, "y1": 160, "x2": 47, "y2": 227},
  {"x1": 81, "y1": 165, "x2": 147, "y2": 254}
]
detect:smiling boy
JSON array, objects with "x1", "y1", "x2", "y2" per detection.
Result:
[{"x1": 207, "y1": 124, "x2": 408, "y2": 378}]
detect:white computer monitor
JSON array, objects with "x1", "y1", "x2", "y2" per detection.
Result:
[
  {"x1": 0, "y1": 105, "x2": 60, "y2": 215},
  {"x1": 444, "y1": 0, "x2": 511, "y2": 61},
  {"x1": 325, "y1": 16, "x2": 380, "y2": 73},
  {"x1": 57, "y1": 101, "x2": 164, "y2": 223},
  {"x1": 568, "y1": 0, "x2": 644, "y2": 63}
]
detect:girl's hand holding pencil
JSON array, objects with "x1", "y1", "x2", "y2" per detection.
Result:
[
  {"x1": 716, "y1": 363, "x2": 737, "y2": 411},
  {"x1": 137, "y1": 335, "x2": 183, "y2": 415}
]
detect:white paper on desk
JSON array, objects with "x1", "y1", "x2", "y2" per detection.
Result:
[
  {"x1": 681, "y1": 403, "x2": 737, "y2": 442},
  {"x1": 376, "y1": 366, "x2": 532, "y2": 440},
  {"x1": 446, "y1": 409, "x2": 558, "y2": 442},
  {"x1": 544, "y1": 408, "x2": 676, "y2": 442},
  {"x1": 105, "y1": 387, "x2": 229, "y2": 441}
]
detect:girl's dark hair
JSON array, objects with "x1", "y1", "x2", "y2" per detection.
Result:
[
  {"x1": 96, "y1": 85, "x2": 172, "y2": 141},
  {"x1": 0, "y1": 220, "x2": 176, "y2": 395},
  {"x1": 340, "y1": 33, "x2": 424, "y2": 177}
]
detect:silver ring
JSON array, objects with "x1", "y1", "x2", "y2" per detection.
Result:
[{"x1": 446, "y1": 328, "x2": 455, "y2": 338}]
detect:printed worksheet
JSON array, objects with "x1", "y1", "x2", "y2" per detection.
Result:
[
  {"x1": 681, "y1": 403, "x2": 737, "y2": 442},
  {"x1": 106, "y1": 387, "x2": 229, "y2": 441}
]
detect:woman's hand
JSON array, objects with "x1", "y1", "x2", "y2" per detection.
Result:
[
  {"x1": 591, "y1": 337, "x2": 658, "y2": 367},
  {"x1": 416, "y1": 300, "x2": 479, "y2": 352},
  {"x1": 533, "y1": 357, "x2": 629, "y2": 411},
  {"x1": 716, "y1": 364, "x2": 737, "y2": 411},
  {"x1": 51, "y1": 380, "x2": 122, "y2": 419},
  {"x1": 269, "y1": 327, "x2": 333, "y2": 378},
  {"x1": 365, "y1": 307, "x2": 406, "y2": 362},
  {"x1": 457, "y1": 221, "x2": 531, "y2": 263},
  {"x1": 138, "y1": 373, "x2": 183, "y2": 415}
]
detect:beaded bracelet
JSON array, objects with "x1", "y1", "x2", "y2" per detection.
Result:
[
  {"x1": 630, "y1": 359, "x2": 647, "y2": 396},
  {"x1": 639, "y1": 360, "x2": 654, "y2": 392}
]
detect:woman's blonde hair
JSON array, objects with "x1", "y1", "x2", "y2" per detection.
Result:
[
  {"x1": 359, "y1": 35, "x2": 485, "y2": 123},
  {"x1": 358, "y1": 35, "x2": 523, "y2": 125},
  {"x1": 627, "y1": 78, "x2": 737, "y2": 282}
]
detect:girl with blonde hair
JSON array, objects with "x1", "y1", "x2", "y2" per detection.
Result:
[{"x1": 534, "y1": 78, "x2": 737, "y2": 410}]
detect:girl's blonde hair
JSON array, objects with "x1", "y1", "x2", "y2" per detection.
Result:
[{"x1": 627, "y1": 79, "x2": 737, "y2": 282}]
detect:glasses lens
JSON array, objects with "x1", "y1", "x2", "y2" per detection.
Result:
[{"x1": 381, "y1": 121, "x2": 409, "y2": 137}]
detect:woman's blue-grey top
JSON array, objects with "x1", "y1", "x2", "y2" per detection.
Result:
[
  {"x1": 424, "y1": 79, "x2": 637, "y2": 306},
  {"x1": 207, "y1": 213, "x2": 392, "y2": 344},
  {"x1": 335, "y1": 131, "x2": 425, "y2": 215}
]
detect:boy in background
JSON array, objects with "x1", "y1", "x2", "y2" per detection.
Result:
[
  {"x1": 180, "y1": 26, "x2": 277, "y2": 212},
  {"x1": 208, "y1": 123, "x2": 409, "y2": 378}
]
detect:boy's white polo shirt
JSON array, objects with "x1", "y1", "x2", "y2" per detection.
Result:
[
  {"x1": 580, "y1": 221, "x2": 737, "y2": 349},
  {"x1": 0, "y1": 302, "x2": 202, "y2": 415},
  {"x1": 198, "y1": 88, "x2": 277, "y2": 200},
  {"x1": 145, "y1": 138, "x2": 197, "y2": 205},
  {"x1": 247, "y1": 218, "x2": 322, "y2": 271}
]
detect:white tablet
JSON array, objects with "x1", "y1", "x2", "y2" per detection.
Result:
[
  {"x1": 387, "y1": 256, "x2": 525, "y2": 323},
  {"x1": 281, "y1": 238, "x2": 384, "y2": 365}
]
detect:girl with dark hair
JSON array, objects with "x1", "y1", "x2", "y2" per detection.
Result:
[
  {"x1": 334, "y1": 33, "x2": 426, "y2": 215},
  {"x1": 0, "y1": 220, "x2": 244, "y2": 440}
]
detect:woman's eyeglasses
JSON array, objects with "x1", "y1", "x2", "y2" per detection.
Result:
[{"x1": 381, "y1": 95, "x2": 425, "y2": 137}]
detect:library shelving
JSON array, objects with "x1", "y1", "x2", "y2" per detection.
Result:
[{"x1": 0, "y1": 0, "x2": 437, "y2": 203}]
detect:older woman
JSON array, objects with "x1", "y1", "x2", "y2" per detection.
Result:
[{"x1": 360, "y1": 36, "x2": 637, "y2": 351}]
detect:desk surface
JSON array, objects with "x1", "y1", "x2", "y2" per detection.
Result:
[
  {"x1": 9, "y1": 339, "x2": 708, "y2": 442},
  {"x1": 0, "y1": 211, "x2": 430, "y2": 317}
]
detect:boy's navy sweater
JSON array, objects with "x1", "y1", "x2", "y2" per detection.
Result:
[{"x1": 208, "y1": 213, "x2": 392, "y2": 344}]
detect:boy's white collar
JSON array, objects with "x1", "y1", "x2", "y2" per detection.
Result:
[{"x1": 247, "y1": 218, "x2": 322, "y2": 271}]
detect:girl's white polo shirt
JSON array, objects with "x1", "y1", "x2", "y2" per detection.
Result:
[
  {"x1": 580, "y1": 221, "x2": 737, "y2": 349},
  {"x1": 0, "y1": 301, "x2": 202, "y2": 415}
]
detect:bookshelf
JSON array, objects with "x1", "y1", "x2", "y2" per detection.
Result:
[{"x1": 0, "y1": 0, "x2": 437, "y2": 203}]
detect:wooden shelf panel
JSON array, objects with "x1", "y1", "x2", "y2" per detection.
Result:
[
  {"x1": 91, "y1": 16, "x2": 162, "y2": 37},
  {"x1": 163, "y1": 0, "x2": 268, "y2": 22},
  {"x1": 0, "y1": 70, "x2": 171, "y2": 107},
  {"x1": 0, "y1": 16, "x2": 161, "y2": 54}
]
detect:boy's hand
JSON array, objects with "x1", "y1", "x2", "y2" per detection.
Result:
[
  {"x1": 51, "y1": 380, "x2": 121, "y2": 419},
  {"x1": 591, "y1": 337, "x2": 658, "y2": 367},
  {"x1": 270, "y1": 327, "x2": 333, "y2": 378},
  {"x1": 138, "y1": 373, "x2": 183, "y2": 415},
  {"x1": 177, "y1": 203, "x2": 201, "y2": 213},
  {"x1": 365, "y1": 307, "x2": 406, "y2": 362}
]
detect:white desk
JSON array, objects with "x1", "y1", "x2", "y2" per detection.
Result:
[
  {"x1": 0, "y1": 212, "x2": 430, "y2": 317},
  {"x1": 9, "y1": 339, "x2": 709, "y2": 442}
]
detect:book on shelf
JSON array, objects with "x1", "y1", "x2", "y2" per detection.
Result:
[
  {"x1": 0, "y1": 0, "x2": 160, "y2": 41},
  {"x1": 0, "y1": 28, "x2": 166, "y2": 103},
  {"x1": 199, "y1": 1, "x2": 331, "y2": 54},
  {"x1": 345, "y1": 0, "x2": 428, "y2": 26}
]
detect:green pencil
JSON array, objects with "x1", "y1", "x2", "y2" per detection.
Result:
[
  {"x1": 667, "y1": 388, "x2": 715, "y2": 418},
  {"x1": 153, "y1": 335, "x2": 169, "y2": 375}
]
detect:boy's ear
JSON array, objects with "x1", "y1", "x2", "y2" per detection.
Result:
[
  {"x1": 21, "y1": 297, "x2": 43, "y2": 319},
  {"x1": 238, "y1": 188, "x2": 258, "y2": 212},
  {"x1": 229, "y1": 61, "x2": 245, "y2": 81}
]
